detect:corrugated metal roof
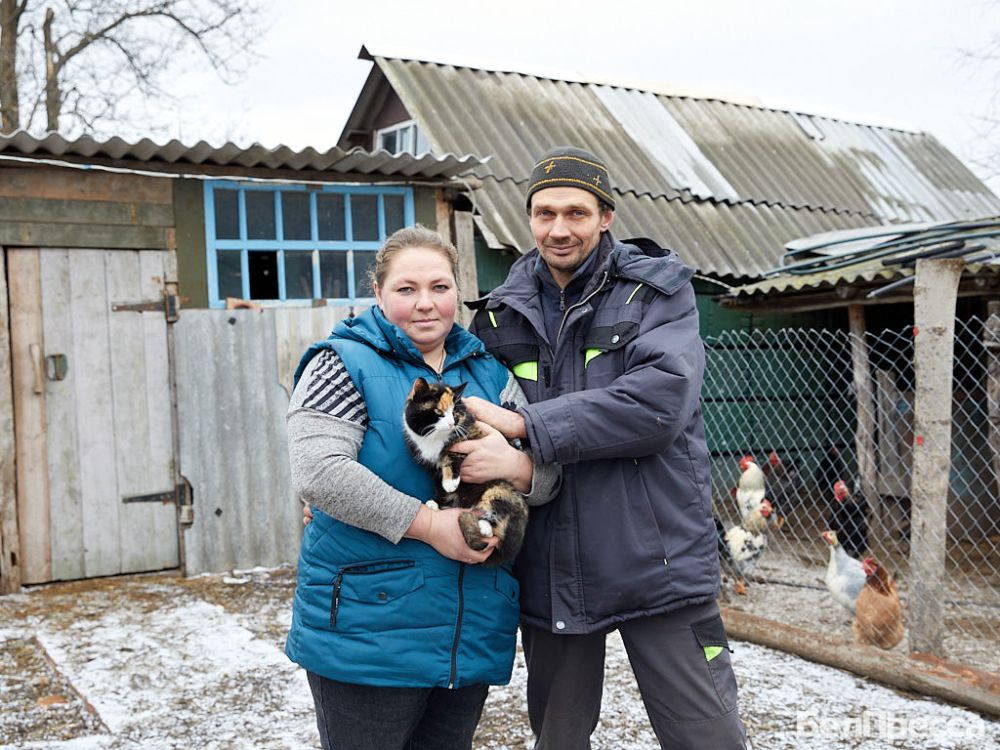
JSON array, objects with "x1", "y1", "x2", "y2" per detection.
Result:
[
  {"x1": 727, "y1": 220, "x2": 1000, "y2": 298},
  {"x1": 0, "y1": 130, "x2": 484, "y2": 179},
  {"x1": 470, "y1": 176, "x2": 876, "y2": 278},
  {"x1": 352, "y1": 51, "x2": 1000, "y2": 277}
]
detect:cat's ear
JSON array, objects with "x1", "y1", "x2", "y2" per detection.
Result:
[
  {"x1": 452, "y1": 382, "x2": 469, "y2": 399},
  {"x1": 409, "y1": 377, "x2": 430, "y2": 397}
]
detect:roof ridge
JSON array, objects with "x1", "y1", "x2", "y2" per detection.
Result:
[{"x1": 361, "y1": 45, "x2": 927, "y2": 136}]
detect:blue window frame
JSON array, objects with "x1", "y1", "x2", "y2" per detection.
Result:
[{"x1": 203, "y1": 181, "x2": 415, "y2": 308}]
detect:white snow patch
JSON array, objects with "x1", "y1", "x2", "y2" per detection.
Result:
[{"x1": 28, "y1": 596, "x2": 317, "y2": 749}]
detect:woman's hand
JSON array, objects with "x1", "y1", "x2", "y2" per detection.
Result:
[
  {"x1": 302, "y1": 502, "x2": 313, "y2": 526},
  {"x1": 405, "y1": 504, "x2": 497, "y2": 564},
  {"x1": 451, "y1": 421, "x2": 533, "y2": 493},
  {"x1": 462, "y1": 396, "x2": 527, "y2": 440}
]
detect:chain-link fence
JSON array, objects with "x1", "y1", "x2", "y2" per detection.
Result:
[{"x1": 702, "y1": 316, "x2": 1000, "y2": 674}]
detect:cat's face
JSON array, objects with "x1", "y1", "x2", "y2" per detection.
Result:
[{"x1": 404, "y1": 378, "x2": 468, "y2": 438}]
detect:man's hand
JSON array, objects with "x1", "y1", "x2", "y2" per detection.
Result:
[
  {"x1": 302, "y1": 503, "x2": 313, "y2": 526},
  {"x1": 462, "y1": 396, "x2": 527, "y2": 440},
  {"x1": 451, "y1": 421, "x2": 533, "y2": 493}
]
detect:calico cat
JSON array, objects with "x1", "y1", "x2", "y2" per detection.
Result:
[{"x1": 402, "y1": 377, "x2": 528, "y2": 566}]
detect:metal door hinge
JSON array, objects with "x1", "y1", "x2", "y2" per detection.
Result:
[
  {"x1": 112, "y1": 294, "x2": 180, "y2": 323},
  {"x1": 122, "y1": 482, "x2": 191, "y2": 508}
]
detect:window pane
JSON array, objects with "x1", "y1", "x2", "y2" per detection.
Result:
[
  {"x1": 351, "y1": 195, "x2": 378, "y2": 241},
  {"x1": 379, "y1": 130, "x2": 397, "y2": 154},
  {"x1": 246, "y1": 191, "x2": 276, "y2": 240},
  {"x1": 217, "y1": 250, "x2": 243, "y2": 300},
  {"x1": 285, "y1": 250, "x2": 315, "y2": 299},
  {"x1": 248, "y1": 251, "x2": 279, "y2": 299},
  {"x1": 282, "y1": 192, "x2": 311, "y2": 240},
  {"x1": 214, "y1": 190, "x2": 239, "y2": 239},
  {"x1": 353, "y1": 251, "x2": 377, "y2": 297},
  {"x1": 415, "y1": 127, "x2": 429, "y2": 155},
  {"x1": 317, "y1": 194, "x2": 345, "y2": 240},
  {"x1": 319, "y1": 251, "x2": 348, "y2": 298},
  {"x1": 384, "y1": 195, "x2": 405, "y2": 234}
]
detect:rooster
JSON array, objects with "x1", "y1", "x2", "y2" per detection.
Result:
[
  {"x1": 732, "y1": 455, "x2": 765, "y2": 519},
  {"x1": 716, "y1": 499, "x2": 773, "y2": 596},
  {"x1": 853, "y1": 557, "x2": 904, "y2": 649},
  {"x1": 828, "y1": 479, "x2": 868, "y2": 560},
  {"x1": 816, "y1": 444, "x2": 848, "y2": 499},
  {"x1": 821, "y1": 530, "x2": 866, "y2": 616},
  {"x1": 763, "y1": 449, "x2": 799, "y2": 530}
]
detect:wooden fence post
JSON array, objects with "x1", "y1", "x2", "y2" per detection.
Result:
[
  {"x1": 909, "y1": 258, "x2": 963, "y2": 655},
  {"x1": 985, "y1": 301, "x2": 1000, "y2": 503},
  {"x1": 0, "y1": 249, "x2": 22, "y2": 594},
  {"x1": 847, "y1": 305, "x2": 881, "y2": 543},
  {"x1": 453, "y1": 211, "x2": 478, "y2": 328}
]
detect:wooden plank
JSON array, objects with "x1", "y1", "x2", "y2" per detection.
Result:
[
  {"x1": 453, "y1": 211, "x2": 478, "y2": 327},
  {"x1": 721, "y1": 607, "x2": 1000, "y2": 719},
  {"x1": 138, "y1": 250, "x2": 179, "y2": 570},
  {"x1": 847, "y1": 305, "x2": 880, "y2": 550},
  {"x1": 69, "y1": 250, "x2": 121, "y2": 577},
  {"x1": 909, "y1": 258, "x2": 963, "y2": 655},
  {"x1": 0, "y1": 196, "x2": 174, "y2": 227},
  {"x1": 0, "y1": 166, "x2": 173, "y2": 204},
  {"x1": 0, "y1": 221, "x2": 173, "y2": 250},
  {"x1": 107, "y1": 251, "x2": 160, "y2": 573},
  {"x1": 0, "y1": 249, "x2": 22, "y2": 593},
  {"x1": 7, "y1": 248, "x2": 51, "y2": 584},
  {"x1": 38, "y1": 249, "x2": 85, "y2": 580}
]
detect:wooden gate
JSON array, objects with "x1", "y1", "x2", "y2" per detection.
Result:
[{"x1": 7, "y1": 247, "x2": 178, "y2": 584}]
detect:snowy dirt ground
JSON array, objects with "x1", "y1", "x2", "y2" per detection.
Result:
[{"x1": 1, "y1": 567, "x2": 998, "y2": 750}]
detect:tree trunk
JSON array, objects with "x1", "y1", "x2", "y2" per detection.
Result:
[
  {"x1": 0, "y1": 0, "x2": 22, "y2": 133},
  {"x1": 43, "y1": 7, "x2": 59, "y2": 132}
]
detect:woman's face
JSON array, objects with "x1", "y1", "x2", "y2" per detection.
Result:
[{"x1": 374, "y1": 245, "x2": 458, "y2": 354}]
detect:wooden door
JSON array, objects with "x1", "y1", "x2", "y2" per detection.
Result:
[{"x1": 8, "y1": 248, "x2": 178, "y2": 583}]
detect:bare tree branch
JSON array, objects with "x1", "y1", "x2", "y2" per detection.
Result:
[{"x1": 5, "y1": 0, "x2": 264, "y2": 135}]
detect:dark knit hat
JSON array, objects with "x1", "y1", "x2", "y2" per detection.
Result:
[{"x1": 525, "y1": 147, "x2": 615, "y2": 210}]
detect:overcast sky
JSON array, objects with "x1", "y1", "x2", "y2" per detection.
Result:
[{"x1": 156, "y1": 0, "x2": 1000, "y2": 191}]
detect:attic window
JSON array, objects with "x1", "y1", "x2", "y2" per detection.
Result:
[{"x1": 375, "y1": 120, "x2": 429, "y2": 155}]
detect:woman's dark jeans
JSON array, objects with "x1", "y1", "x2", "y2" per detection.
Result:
[{"x1": 307, "y1": 672, "x2": 489, "y2": 750}]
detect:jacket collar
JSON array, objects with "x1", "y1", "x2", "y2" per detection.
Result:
[{"x1": 477, "y1": 233, "x2": 692, "y2": 311}]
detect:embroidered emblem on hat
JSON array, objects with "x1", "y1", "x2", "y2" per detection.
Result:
[
  {"x1": 593, "y1": 174, "x2": 602, "y2": 186},
  {"x1": 545, "y1": 161, "x2": 556, "y2": 173}
]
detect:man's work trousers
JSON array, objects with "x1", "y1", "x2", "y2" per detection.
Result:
[{"x1": 521, "y1": 600, "x2": 748, "y2": 750}]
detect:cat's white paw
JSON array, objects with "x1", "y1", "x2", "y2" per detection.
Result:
[
  {"x1": 425, "y1": 500, "x2": 439, "y2": 510},
  {"x1": 442, "y1": 477, "x2": 460, "y2": 493},
  {"x1": 478, "y1": 519, "x2": 494, "y2": 537}
]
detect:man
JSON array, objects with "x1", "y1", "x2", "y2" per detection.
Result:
[{"x1": 462, "y1": 147, "x2": 748, "y2": 749}]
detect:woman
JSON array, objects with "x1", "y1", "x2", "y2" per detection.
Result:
[{"x1": 285, "y1": 225, "x2": 558, "y2": 750}]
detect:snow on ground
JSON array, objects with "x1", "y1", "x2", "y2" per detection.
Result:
[{"x1": 0, "y1": 567, "x2": 997, "y2": 750}]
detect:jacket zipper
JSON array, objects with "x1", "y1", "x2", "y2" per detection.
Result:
[
  {"x1": 330, "y1": 571, "x2": 344, "y2": 628},
  {"x1": 556, "y1": 271, "x2": 610, "y2": 343},
  {"x1": 448, "y1": 564, "x2": 466, "y2": 688}
]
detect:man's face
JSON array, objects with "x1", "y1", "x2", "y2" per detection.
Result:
[{"x1": 529, "y1": 187, "x2": 614, "y2": 288}]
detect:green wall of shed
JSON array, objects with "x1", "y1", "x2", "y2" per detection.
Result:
[{"x1": 173, "y1": 179, "x2": 208, "y2": 309}]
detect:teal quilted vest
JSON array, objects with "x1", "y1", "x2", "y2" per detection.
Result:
[{"x1": 285, "y1": 306, "x2": 519, "y2": 687}]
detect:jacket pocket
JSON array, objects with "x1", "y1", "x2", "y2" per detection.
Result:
[
  {"x1": 691, "y1": 615, "x2": 737, "y2": 712},
  {"x1": 581, "y1": 320, "x2": 639, "y2": 387},
  {"x1": 330, "y1": 559, "x2": 424, "y2": 631}
]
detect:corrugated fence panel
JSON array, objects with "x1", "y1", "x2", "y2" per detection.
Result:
[
  {"x1": 273, "y1": 306, "x2": 353, "y2": 398},
  {"x1": 175, "y1": 309, "x2": 308, "y2": 575}
]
